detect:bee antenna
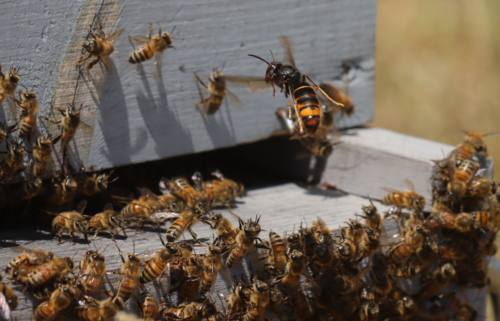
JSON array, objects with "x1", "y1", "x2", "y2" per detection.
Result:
[
  {"x1": 19, "y1": 83, "x2": 28, "y2": 90},
  {"x1": 170, "y1": 25, "x2": 176, "y2": 35},
  {"x1": 248, "y1": 54, "x2": 270, "y2": 66}
]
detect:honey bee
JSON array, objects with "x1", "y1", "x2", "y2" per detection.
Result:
[
  {"x1": 129, "y1": 23, "x2": 175, "y2": 80},
  {"x1": 194, "y1": 68, "x2": 242, "y2": 115},
  {"x1": 331, "y1": 264, "x2": 372, "y2": 294},
  {"x1": 89, "y1": 204, "x2": 128, "y2": 241},
  {"x1": 32, "y1": 134, "x2": 55, "y2": 178},
  {"x1": 139, "y1": 242, "x2": 178, "y2": 284},
  {"x1": 80, "y1": 250, "x2": 99, "y2": 275},
  {"x1": 45, "y1": 103, "x2": 93, "y2": 155},
  {"x1": 120, "y1": 199, "x2": 156, "y2": 231},
  {"x1": 116, "y1": 247, "x2": 141, "y2": 303},
  {"x1": 80, "y1": 252, "x2": 106, "y2": 298},
  {"x1": 417, "y1": 263, "x2": 456, "y2": 299},
  {"x1": 279, "y1": 250, "x2": 306, "y2": 289},
  {"x1": 362, "y1": 198, "x2": 383, "y2": 230},
  {"x1": 166, "y1": 208, "x2": 204, "y2": 242},
  {"x1": 138, "y1": 292, "x2": 158, "y2": 321},
  {"x1": 381, "y1": 179, "x2": 426, "y2": 213},
  {"x1": 242, "y1": 299, "x2": 263, "y2": 321},
  {"x1": 246, "y1": 35, "x2": 344, "y2": 136},
  {"x1": 391, "y1": 257, "x2": 421, "y2": 279},
  {"x1": 268, "y1": 230, "x2": 287, "y2": 272},
  {"x1": 168, "y1": 177, "x2": 208, "y2": 209},
  {"x1": 77, "y1": 18, "x2": 124, "y2": 73},
  {"x1": 461, "y1": 129, "x2": 500, "y2": 157},
  {"x1": 426, "y1": 210, "x2": 474, "y2": 233},
  {"x1": 319, "y1": 82, "x2": 355, "y2": 117},
  {"x1": 32, "y1": 284, "x2": 75, "y2": 321},
  {"x1": 212, "y1": 170, "x2": 245, "y2": 198},
  {"x1": 77, "y1": 166, "x2": 115, "y2": 197},
  {"x1": 0, "y1": 274, "x2": 17, "y2": 313},
  {"x1": 357, "y1": 228, "x2": 381, "y2": 259},
  {"x1": 336, "y1": 230, "x2": 357, "y2": 263},
  {"x1": 75, "y1": 296, "x2": 125, "y2": 321},
  {"x1": 0, "y1": 65, "x2": 20, "y2": 112},
  {"x1": 388, "y1": 225, "x2": 424, "y2": 262},
  {"x1": 26, "y1": 257, "x2": 74, "y2": 288},
  {"x1": 138, "y1": 187, "x2": 182, "y2": 212},
  {"x1": 47, "y1": 175, "x2": 78, "y2": 206},
  {"x1": 200, "y1": 179, "x2": 235, "y2": 207},
  {"x1": 0, "y1": 140, "x2": 25, "y2": 179},
  {"x1": 289, "y1": 288, "x2": 313, "y2": 321},
  {"x1": 51, "y1": 200, "x2": 89, "y2": 243},
  {"x1": 310, "y1": 243, "x2": 335, "y2": 276},
  {"x1": 199, "y1": 241, "x2": 232, "y2": 295},
  {"x1": 447, "y1": 159, "x2": 479, "y2": 197},
  {"x1": 163, "y1": 298, "x2": 219, "y2": 321},
  {"x1": 16, "y1": 90, "x2": 38, "y2": 142},
  {"x1": 178, "y1": 256, "x2": 204, "y2": 302},
  {"x1": 200, "y1": 212, "x2": 237, "y2": 246},
  {"x1": 452, "y1": 142, "x2": 476, "y2": 167},
  {"x1": 465, "y1": 177, "x2": 491, "y2": 198},
  {"x1": 6, "y1": 247, "x2": 54, "y2": 275},
  {"x1": 226, "y1": 216, "x2": 262, "y2": 270},
  {"x1": 220, "y1": 279, "x2": 251, "y2": 314},
  {"x1": 6, "y1": 174, "x2": 42, "y2": 204}
]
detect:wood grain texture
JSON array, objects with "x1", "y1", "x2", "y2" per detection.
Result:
[
  {"x1": 0, "y1": 0, "x2": 376, "y2": 171},
  {"x1": 0, "y1": 183, "x2": 486, "y2": 320}
]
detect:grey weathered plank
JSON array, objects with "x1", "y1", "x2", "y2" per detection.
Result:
[{"x1": 0, "y1": 0, "x2": 376, "y2": 171}]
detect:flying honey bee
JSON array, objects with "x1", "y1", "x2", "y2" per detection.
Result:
[
  {"x1": 194, "y1": 68, "x2": 243, "y2": 115},
  {"x1": 32, "y1": 134, "x2": 55, "y2": 178},
  {"x1": 89, "y1": 203, "x2": 128, "y2": 241},
  {"x1": 25, "y1": 257, "x2": 74, "y2": 288},
  {"x1": 115, "y1": 246, "x2": 141, "y2": 303},
  {"x1": 245, "y1": 35, "x2": 344, "y2": 136},
  {"x1": 77, "y1": 18, "x2": 125, "y2": 73},
  {"x1": 139, "y1": 242, "x2": 178, "y2": 285},
  {"x1": 129, "y1": 23, "x2": 175, "y2": 80},
  {"x1": 47, "y1": 175, "x2": 78, "y2": 206},
  {"x1": 75, "y1": 296, "x2": 125, "y2": 321},
  {"x1": 44, "y1": 103, "x2": 93, "y2": 155},
  {"x1": 166, "y1": 207, "x2": 204, "y2": 242},
  {"x1": 0, "y1": 64, "x2": 20, "y2": 113},
  {"x1": 0, "y1": 140, "x2": 25, "y2": 179},
  {"x1": 77, "y1": 165, "x2": 116, "y2": 197},
  {"x1": 381, "y1": 179, "x2": 426, "y2": 213},
  {"x1": 16, "y1": 90, "x2": 38, "y2": 142},
  {"x1": 226, "y1": 216, "x2": 262, "y2": 270},
  {"x1": 50, "y1": 200, "x2": 90, "y2": 244},
  {"x1": 32, "y1": 284, "x2": 75, "y2": 321}
]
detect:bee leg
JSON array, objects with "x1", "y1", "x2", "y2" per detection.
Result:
[
  {"x1": 288, "y1": 87, "x2": 304, "y2": 134},
  {"x1": 306, "y1": 75, "x2": 345, "y2": 107},
  {"x1": 70, "y1": 231, "x2": 75, "y2": 243},
  {"x1": 149, "y1": 23, "x2": 153, "y2": 39},
  {"x1": 121, "y1": 226, "x2": 128, "y2": 238},
  {"x1": 187, "y1": 227, "x2": 200, "y2": 244},
  {"x1": 58, "y1": 229, "x2": 64, "y2": 244},
  {"x1": 76, "y1": 54, "x2": 91, "y2": 68}
]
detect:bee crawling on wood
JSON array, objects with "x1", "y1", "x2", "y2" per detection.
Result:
[{"x1": 77, "y1": 18, "x2": 124, "y2": 74}]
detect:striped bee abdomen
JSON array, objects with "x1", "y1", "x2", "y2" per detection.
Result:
[
  {"x1": 129, "y1": 45, "x2": 154, "y2": 64},
  {"x1": 294, "y1": 83, "x2": 320, "y2": 136}
]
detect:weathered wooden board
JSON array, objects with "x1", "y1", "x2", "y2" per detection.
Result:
[
  {"x1": 231, "y1": 127, "x2": 455, "y2": 211},
  {"x1": 0, "y1": 0, "x2": 376, "y2": 171},
  {"x1": 0, "y1": 183, "x2": 486, "y2": 320}
]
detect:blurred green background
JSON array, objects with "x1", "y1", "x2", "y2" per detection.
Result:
[{"x1": 373, "y1": 0, "x2": 500, "y2": 177}]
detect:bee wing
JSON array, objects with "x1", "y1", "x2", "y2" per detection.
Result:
[
  {"x1": 10, "y1": 246, "x2": 36, "y2": 255},
  {"x1": 380, "y1": 186, "x2": 398, "y2": 193},
  {"x1": 474, "y1": 168, "x2": 487, "y2": 178},
  {"x1": 8, "y1": 97, "x2": 17, "y2": 121},
  {"x1": 100, "y1": 55, "x2": 114, "y2": 74},
  {"x1": 279, "y1": 35, "x2": 296, "y2": 68},
  {"x1": 224, "y1": 88, "x2": 243, "y2": 110},
  {"x1": 403, "y1": 179, "x2": 415, "y2": 192},
  {"x1": 225, "y1": 75, "x2": 272, "y2": 94},
  {"x1": 0, "y1": 292, "x2": 11, "y2": 321},
  {"x1": 106, "y1": 28, "x2": 125, "y2": 43},
  {"x1": 79, "y1": 120, "x2": 94, "y2": 138},
  {"x1": 128, "y1": 35, "x2": 150, "y2": 45},
  {"x1": 136, "y1": 252, "x2": 157, "y2": 262},
  {"x1": 103, "y1": 203, "x2": 114, "y2": 211},
  {"x1": 115, "y1": 311, "x2": 143, "y2": 321},
  {"x1": 209, "y1": 260, "x2": 217, "y2": 294},
  {"x1": 159, "y1": 262, "x2": 171, "y2": 294},
  {"x1": 139, "y1": 187, "x2": 159, "y2": 200},
  {"x1": 45, "y1": 155, "x2": 56, "y2": 177},
  {"x1": 152, "y1": 50, "x2": 164, "y2": 82},
  {"x1": 76, "y1": 200, "x2": 88, "y2": 215},
  {"x1": 219, "y1": 264, "x2": 233, "y2": 287},
  {"x1": 150, "y1": 212, "x2": 180, "y2": 224}
]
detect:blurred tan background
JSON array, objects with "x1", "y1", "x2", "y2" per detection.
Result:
[
  {"x1": 373, "y1": 0, "x2": 500, "y2": 177},
  {"x1": 374, "y1": 1, "x2": 500, "y2": 319}
]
